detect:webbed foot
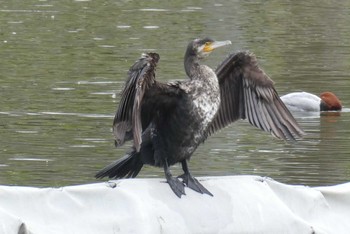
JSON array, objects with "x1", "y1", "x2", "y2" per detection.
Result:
[
  {"x1": 166, "y1": 175, "x2": 186, "y2": 198},
  {"x1": 163, "y1": 160, "x2": 186, "y2": 198},
  {"x1": 178, "y1": 173, "x2": 213, "y2": 196}
]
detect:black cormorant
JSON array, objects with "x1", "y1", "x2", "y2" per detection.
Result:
[{"x1": 95, "y1": 38, "x2": 304, "y2": 198}]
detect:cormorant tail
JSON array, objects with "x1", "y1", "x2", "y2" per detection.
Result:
[{"x1": 95, "y1": 151, "x2": 143, "y2": 179}]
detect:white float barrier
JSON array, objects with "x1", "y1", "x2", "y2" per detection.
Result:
[{"x1": 1, "y1": 175, "x2": 350, "y2": 234}]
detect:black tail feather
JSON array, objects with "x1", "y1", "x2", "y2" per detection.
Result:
[{"x1": 95, "y1": 151, "x2": 143, "y2": 179}]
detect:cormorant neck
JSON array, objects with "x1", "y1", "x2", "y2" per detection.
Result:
[{"x1": 184, "y1": 52, "x2": 201, "y2": 79}]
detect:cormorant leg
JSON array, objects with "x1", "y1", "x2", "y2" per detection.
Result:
[
  {"x1": 164, "y1": 160, "x2": 186, "y2": 198},
  {"x1": 178, "y1": 160, "x2": 213, "y2": 196}
]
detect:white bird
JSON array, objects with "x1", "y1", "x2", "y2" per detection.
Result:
[{"x1": 280, "y1": 91, "x2": 342, "y2": 112}]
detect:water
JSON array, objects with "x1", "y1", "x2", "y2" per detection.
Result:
[{"x1": 1, "y1": 0, "x2": 350, "y2": 187}]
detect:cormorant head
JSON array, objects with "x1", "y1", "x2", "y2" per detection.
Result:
[{"x1": 187, "y1": 37, "x2": 232, "y2": 59}]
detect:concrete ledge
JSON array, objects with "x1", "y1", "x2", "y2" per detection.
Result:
[{"x1": 1, "y1": 176, "x2": 350, "y2": 234}]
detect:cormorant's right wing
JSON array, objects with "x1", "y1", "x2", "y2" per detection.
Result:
[{"x1": 207, "y1": 51, "x2": 304, "y2": 141}]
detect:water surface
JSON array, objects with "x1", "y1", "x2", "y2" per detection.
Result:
[{"x1": 1, "y1": 0, "x2": 350, "y2": 187}]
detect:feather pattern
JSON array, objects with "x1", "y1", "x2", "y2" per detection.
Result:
[
  {"x1": 207, "y1": 51, "x2": 304, "y2": 140},
  {"x1": 113, "y1": 53, "x2": 159, "y2": 151}
]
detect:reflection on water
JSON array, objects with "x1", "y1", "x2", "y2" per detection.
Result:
[{"x1": 1, "y1": 0, "x2": 350, "y2": 187}]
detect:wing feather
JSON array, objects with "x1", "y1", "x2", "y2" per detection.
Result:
[
  {"x1": 113, "y1": 53, "x2": 159, "y2": 150},
  {"x1": 113, "y1": 53, "x2": 184, "y2": 152},
  {"x1": 208, "y1": 51, "x2": 304, "y2": 141}
]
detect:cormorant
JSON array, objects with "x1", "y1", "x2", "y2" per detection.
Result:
[{"x1": 95, "y1": 38, "x2": 304, "y2": 198}]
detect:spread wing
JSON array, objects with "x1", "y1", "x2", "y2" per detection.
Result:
[
  {"x1": 113, "y1": 52, "x2": 183, "y2": 151},
  {"x1": 113, "y1": 53, "x2": 159, "y2": 151},
  {"x1": 208, "y1": 51, "x2": 304, "y2": 140}
]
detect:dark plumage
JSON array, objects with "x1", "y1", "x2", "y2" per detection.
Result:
[{"x1": 96, "y1": 38, "x2": 304, "y2": 197}]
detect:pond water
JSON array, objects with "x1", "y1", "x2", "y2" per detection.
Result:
[{"x1": 1, "y1": 0, "x2": 350, "y2": 187}]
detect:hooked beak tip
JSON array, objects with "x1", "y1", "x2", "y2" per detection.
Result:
[{"x1": 211, "y1": 40, "x2": 232, "y2": 50}]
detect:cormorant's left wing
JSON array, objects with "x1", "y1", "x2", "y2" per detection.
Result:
[
  {"x1": 207, "y1": 51, "x2": 304, "y2": 140},
  {"x1": 113, "y1": 52, "x2": 184, "y2": 152},
  {"x1": 113, "y1": 53, "x2": 159, "y2": 150}
]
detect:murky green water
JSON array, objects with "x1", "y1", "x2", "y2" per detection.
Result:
[{"x1": 1, "y1": 0, "x2": 350, "y2": 187}]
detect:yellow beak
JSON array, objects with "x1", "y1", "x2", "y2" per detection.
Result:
[{"x1": 203, "y1": 40, "x2": 232, "y2": 52}]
